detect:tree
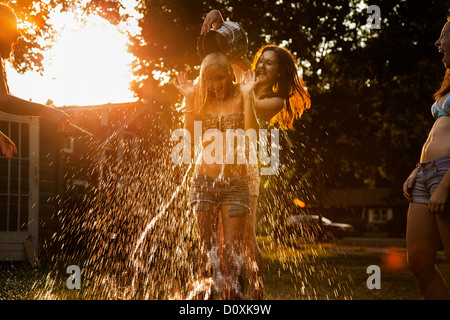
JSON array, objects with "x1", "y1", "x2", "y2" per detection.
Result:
[{"x1": 3, "y1": 0, "x2": 124, "y2": 73}]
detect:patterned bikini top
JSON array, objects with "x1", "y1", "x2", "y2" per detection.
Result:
[
  {"x1": 200, "y1": 112, "x2": 245, "y2": 132},
  {"x1": 431, "y1": 95, "x2": 450, "y2": 119}
]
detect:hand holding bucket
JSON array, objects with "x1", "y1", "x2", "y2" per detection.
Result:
[{"x1": 197, "y1": 21, "x2": 248, "y2": 61}]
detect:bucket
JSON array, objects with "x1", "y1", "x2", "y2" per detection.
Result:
[{"x1": 197, "y1": 21, "x2": 248, "y2": 60}]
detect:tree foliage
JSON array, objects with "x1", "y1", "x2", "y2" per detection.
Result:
[{"x1": 2, "y1": 0, "x2": 124, "y2": 73}]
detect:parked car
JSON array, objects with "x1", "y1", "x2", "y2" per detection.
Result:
[{"x1": 285, "y1": 214, "x2": 355, "y2": 239}]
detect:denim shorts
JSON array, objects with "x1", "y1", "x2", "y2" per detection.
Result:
[
  {"x1": 248, "y1": 164, "x2": 260, "y2": 197},
  {"x1": 190, "y1": 173, "x2": 250, "y2": 217},
  {"x1": 411, "y1": 156, "x2": 450, "y2": 205}
]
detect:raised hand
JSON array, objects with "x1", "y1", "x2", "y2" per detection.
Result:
[
  {"x1": 240, "y1": 69, "x2": 258, "y2": 97},
  {"x1": 174, "y1": 72, "x2": 196, "y2": 100},
  {"x1": 0, "y1": 131, "x2": 17, "y2": 158}
]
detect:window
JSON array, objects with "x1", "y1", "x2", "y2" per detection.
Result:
[
  {"x1": 0, "y1": 115, "x2": 39, "y2": 261},
  {"x1": 0, "y1": 121, "x2": 31, "y2": 232},
  {"x1": 63, "y1": 136, "x2": 74, "y2": 154},
  {"x1": 368, "y1": 208, "x2": 393, "y2": 223}
]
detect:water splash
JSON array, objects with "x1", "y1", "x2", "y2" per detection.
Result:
[
  {"x1": 30, "y1": 111, "x2": 354, "y2": 300},
  {"x1": 129, "y1": 162, "x2": 194, "y2": 297},
  {"x1": 132, "y1": 162, "x2": 193, "y2": 258}
]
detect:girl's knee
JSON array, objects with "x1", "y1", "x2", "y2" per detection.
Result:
[{"x1": 407, "y1": 247, "x2": 436, "y2": 275}]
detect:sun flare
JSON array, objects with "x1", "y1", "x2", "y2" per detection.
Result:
[{"x1": 7, "y1": 11, "x2": 137, "y2": 106}]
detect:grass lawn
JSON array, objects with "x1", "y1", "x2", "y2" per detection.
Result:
[
  {"x1": 261, "y1": 237, "x2": 450, "y2": 300},
  {"x1": 1, "y1": 236, "x2": 449, "y2": 300}
]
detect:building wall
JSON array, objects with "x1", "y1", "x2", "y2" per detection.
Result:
[{"x1": 38, "y1": 118, "x2": 63, "y2": 258}]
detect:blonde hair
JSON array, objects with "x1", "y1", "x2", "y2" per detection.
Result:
[{"x1": 198, "y1": 53, "x2": 237, "y2": 113}]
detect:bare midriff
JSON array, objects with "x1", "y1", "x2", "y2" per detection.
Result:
[{"x1": 421, "y1": 116, "x2": 450, "y2": 162}]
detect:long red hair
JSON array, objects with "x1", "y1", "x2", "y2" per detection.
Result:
[{"x1": 252, "y1": 45, "x2": 311, "y2": 129}]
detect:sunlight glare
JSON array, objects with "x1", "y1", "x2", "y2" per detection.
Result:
[{"x1": 7, "y1": 11, "x2": 137, "y2": 106}]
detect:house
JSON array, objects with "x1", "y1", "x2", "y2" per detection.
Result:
[
  {"x1": 0, "y1": 100, "x2": 169, "y2": 262},
  {"x1": 60, "y1": 101, "x2": 164, "y2": 185},
  {"x1": 318, "y1": 188, "x2": 408, "y2": 234},
  {"x1": 0, "y1": 112, "x2": 62, "y2": 261}
]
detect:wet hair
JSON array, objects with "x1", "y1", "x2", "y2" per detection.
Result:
[
  {"x1": 434, "y1": 15, "x2": 450, "y2": 100},
  {"x1": 198, "y1": 52, "x2": 237, "y2": 113},
  {"x1": 252, "y1": 45, "x2": 311, "y2": 130}
]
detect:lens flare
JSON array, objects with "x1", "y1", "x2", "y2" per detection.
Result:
[
  {"x1": 294, "y1": 198, "x2": 306, "y2": 208},
  {"x1": 382, "y1": 247, "x2": 407, "y2": 271}
]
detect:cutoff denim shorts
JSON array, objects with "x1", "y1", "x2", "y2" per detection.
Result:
[
  {"x1": 411, "y1": 156, "x2": 450, "y2": 205},
  {"x1": 248, "y1": 164, "x2": 260, "y2": 197},
  {"x1": 190, "y1": 173, "x2": 250, "y2": 217}
]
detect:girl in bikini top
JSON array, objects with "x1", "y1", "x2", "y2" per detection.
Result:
[
  {"x1": 200, "y1": 112, "x2": 245, "y2": 132},
  {"x1": 431, "y1": 95, "x2": 450, "y2": 119}
]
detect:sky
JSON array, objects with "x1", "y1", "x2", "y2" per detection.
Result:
[{"x1": 5, "y1": 2, "x2": 140, "y2": 107}]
